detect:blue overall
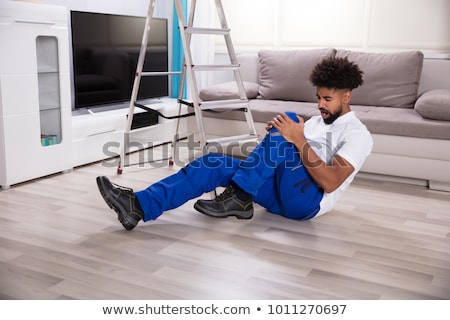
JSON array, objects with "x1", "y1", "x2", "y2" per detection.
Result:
[{"x1": 136, "y1": 112, "x2": 324, "y2": 221}]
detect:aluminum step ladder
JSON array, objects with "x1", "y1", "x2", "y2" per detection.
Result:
[
  {"x1": 117, "y1": 0, "x2": 258, "y2": 174},
  {"x1": 116, "y1": 0, "x2": 182, "y2": 174},
  {"x1": 171, "y1": 0, "x2": 258, "y2": 164}
]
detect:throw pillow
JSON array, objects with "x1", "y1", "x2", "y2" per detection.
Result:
[
  {"x1": 199, "y1": 81, "x2": 260, "y2": 101},
  {"x1": 335, "y1": 50, "x2": 424, "y2": 108},
  {"x1": 414, "y1": 89, "x2": 450, "y2": 121},
  {"x1": 258, "y1": 48, "x2": 337, "y2": 102}
]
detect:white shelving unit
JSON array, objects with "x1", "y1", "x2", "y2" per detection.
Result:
[
  {"x1": 0, "y1": 1, "x2": 72, "y2": 189},
  {"x1": 71, "y1": 97, "x2": 187, "y2": 168}
]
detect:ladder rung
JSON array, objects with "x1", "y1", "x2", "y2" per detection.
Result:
[
  {"x1": 141, "y1": 71, "x2": 182, "y2": 76},
  {"x1": 178, "y1": 99, "x2": 249, "y2": 111},
  {"x1": 206, "y1": 134, "x2": 259, "y2": 146},
  {"x1": 185, "y1": 27, "x2": 230, "y2": 35},
  {"x1": 192, "y1": 64, "x2": 240, "y2": 71},
  {"x1": 199, "y1": 99, "x2": 249, "y2": 110}
]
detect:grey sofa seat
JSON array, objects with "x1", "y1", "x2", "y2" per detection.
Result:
[{"x1": 357, "y1": 106, "x2": 450, "y2": 140}]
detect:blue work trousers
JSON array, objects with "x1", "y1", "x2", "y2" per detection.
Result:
[{"x1": 136, "y1": 131, "x2": 323, "y2": 221}]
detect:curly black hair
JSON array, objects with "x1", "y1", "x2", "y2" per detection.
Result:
[{"x1": 309, "y1": 56, "x2": 363, "y2": 90}]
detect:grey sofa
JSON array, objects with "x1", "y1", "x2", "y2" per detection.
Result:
[{"x1": 197, "y1": 48, "x2": 450, "y2": 191}]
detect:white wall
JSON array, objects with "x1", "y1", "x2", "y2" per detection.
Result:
[
  {"x1": 220, "y1": 0, "x2": 450, "y2": 54},
  {"x1": 205, "y1": 0, "x2": 450, "y2": 85},
  {"x1": 19, "y1": 0, "x2": 450, "y2": 87},
  {"x1": 23, "y1": 0, "x2": 450, "y2": 55}
]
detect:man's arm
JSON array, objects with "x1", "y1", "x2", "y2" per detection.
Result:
[
  {"x1": 294, "y1": 141, "x2": 354, "y2": 193},
  {"x1": 268, "y1": 113, "x2": 354, "y2": 193}
]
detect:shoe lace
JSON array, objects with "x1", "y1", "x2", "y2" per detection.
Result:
[
  {"x1": 215, "y1": 187, "x2": 235, "y2": 202},
  {"x1": 111, "y1": 182, "x2": 134, "y2": 193},
  {"x1": 110, "y1": 181, "x2": 141, "y2": 218}
]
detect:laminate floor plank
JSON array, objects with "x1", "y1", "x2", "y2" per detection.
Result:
[{"x1": 1, "y1": 147, "x2": 449, "y2": 299}]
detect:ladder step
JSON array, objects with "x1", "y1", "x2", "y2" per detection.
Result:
[
  {"x1": 141, "y1": 71, "x2": 182, "y2": 76},
  {"x1": 185, "y1": 27, "x2": 230, "y2": 35},
  {"x1": 180, "y1": 99, "x2": 249, "y2": 109},
  {"x1": 199, "y1": 99, "x2": 249, "y2": 110},
  {"x1": 119, "y1": 0, "x2": 258, "y2": 174},
  {"x1": 177, "y1": 99, "x2": 249, "y2": 109},
  {"x1": 206, "y1": 134, "x2": 259, "y2": 146},
  {"x1": 192, "y1": 64, "x2": 240, "y2": 71}
]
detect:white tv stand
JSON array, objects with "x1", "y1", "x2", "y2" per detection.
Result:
[{"x1": 71, "y1": 97, "x2": 188, "y2": 167}]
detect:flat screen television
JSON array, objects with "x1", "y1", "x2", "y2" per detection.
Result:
[{"x1": 70, "y1": 11, "x2": 169, "y2": 110}]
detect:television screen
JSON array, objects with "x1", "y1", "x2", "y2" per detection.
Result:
[{"x1": 70, "y1": 11, "x2": 168, "y2": 109}]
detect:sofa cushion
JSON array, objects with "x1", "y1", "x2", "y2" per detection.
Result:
[
  {"x1": 414, "y1": 89, "x2": 450, "y2": 121},
  {"x1": 335, "y1": 50, "x2": 424, "y2": 108},
  {"x1": 199, "y1": 81, "x2": 260, "y2": 101},
  {"x1": 356, "y1": 106, "x2": 450, "y2": 140},
  {"x1": 237, "y1": 54, "x2": 260, "y2": 84},
  {"x1": 258, "y1": 48, "x2": 336, "y2": 102}
]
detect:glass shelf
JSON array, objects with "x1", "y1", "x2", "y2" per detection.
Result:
[{"x1": 36, "y1": 36, "x2": 62, "y2": 147}]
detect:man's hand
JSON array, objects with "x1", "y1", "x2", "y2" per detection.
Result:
[{"x1": 267, "y1": 113, "x2": 305, "y2": 144}]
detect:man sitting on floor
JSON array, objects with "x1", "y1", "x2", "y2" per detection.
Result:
[{"x1": 96, "y1": 56, "x2": 373, "y2": 230}]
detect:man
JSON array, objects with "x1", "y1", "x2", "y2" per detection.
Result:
[{"x1": 96, "y1": 56, "x2": 373, "y2": 230}]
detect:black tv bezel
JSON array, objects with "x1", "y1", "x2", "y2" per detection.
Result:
[{"x1": 69, "y1": 10, "x2": 169, "y2": 111}]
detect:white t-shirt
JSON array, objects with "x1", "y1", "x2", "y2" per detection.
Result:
[{"x1": 303, "y1": 111, "x2": 373, "y2": 216}]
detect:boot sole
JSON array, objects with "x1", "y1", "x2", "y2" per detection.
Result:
[
  {"x1": 96, "y1": 176, "x2": 137, "y2": 230},
  {"x1": 194, "y1": 202, "x2": 253, "y2": 220}
]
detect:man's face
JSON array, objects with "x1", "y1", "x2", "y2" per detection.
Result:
[{"x1": 315, "y1": 87, "x2": 351, "y2": 124}]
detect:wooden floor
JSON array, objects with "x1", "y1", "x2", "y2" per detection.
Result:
[{"x1": 1, "y1": 146, "x2": 449, "y2": 300}]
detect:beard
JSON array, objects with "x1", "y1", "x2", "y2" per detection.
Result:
[{"x1": 320, "y1": 106, "x2": 342, "y2": 125}]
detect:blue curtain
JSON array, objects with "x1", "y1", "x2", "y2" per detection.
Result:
[{"x1": 171, "y1": 0, "x2": 188, "y2": 98}]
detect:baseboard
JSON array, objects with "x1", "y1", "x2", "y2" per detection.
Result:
[
  {"x1": 429, "y1": 180, "x2": 450, "y2": 192},
  {"x1": 356, "y1": 172, "x2": 428, "y2": 187}
]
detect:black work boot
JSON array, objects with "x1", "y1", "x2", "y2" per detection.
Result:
[
  {"x1": 194, "y1": 186, "x2": 253, "y2": 219},
  {"x1": 96, "y1": 176, "x2": 144, "y2": 230}
]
